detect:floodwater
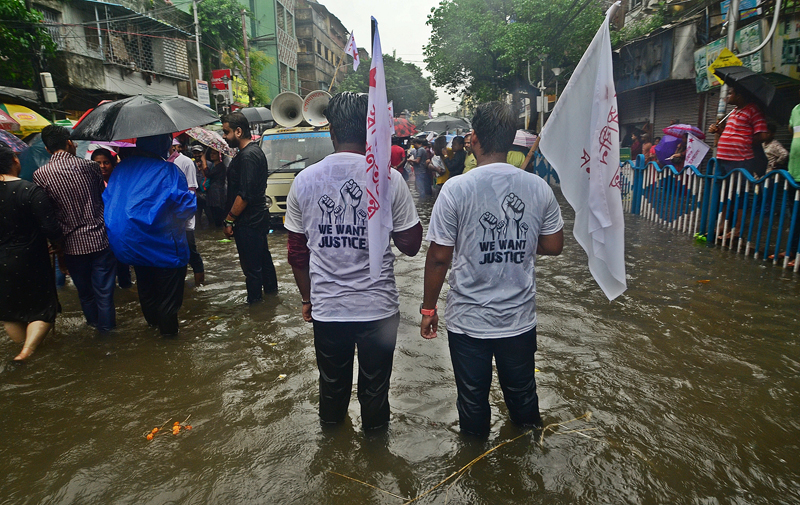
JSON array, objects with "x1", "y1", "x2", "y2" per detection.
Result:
[{"x1": 1, "y1": 191, "x2": 799, "y2": 505}]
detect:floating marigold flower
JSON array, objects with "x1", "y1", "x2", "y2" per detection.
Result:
[
  {"x1": 151, "y1": 428, "x2": 159, "y2": 434},
  {"x1": 146, "y1": 434, "x2": 154, "y2": 440},
  {"x1": 174, "y1": 422, "x2": 180, "y2": 426},
  {"x1": 185, "y1": 425, "x2": 192, "y2": 430}
]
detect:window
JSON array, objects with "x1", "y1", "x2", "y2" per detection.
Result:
[
  {"x1": 84, "y1": 26, "x2": 100, "y2": 54},
  {"x1": 277, "y1": 3, "x2": 285, "y2": 31},
  {"x1": 289, "y1": 68, "x2": 296, "y2": 92},
  {"x1": 287, "y1": 13, "x2": 294, "y2": 37},
  {"x1": 37, "y1": 7, "x2": 65, "y2": 49},
  {"x1": 630, "y1": 0, "x2": 643, "y2": 9},
  {"x1": 317, "y1": 41, "x2": 322, "y2": 55},
  {"x1": 280, "y1": 63, "x2": 289, "y2": 90}
]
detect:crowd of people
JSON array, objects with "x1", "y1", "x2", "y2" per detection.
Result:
[
  {"x1": 0, "y1": 111, "x2": 277, "y2": 358},
  {"x1": 1, "y1": 95, "x2": 563, "y2": 438}
]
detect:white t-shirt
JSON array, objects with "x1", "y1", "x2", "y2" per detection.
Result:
[
  {"x1": 172, "y1": 153, "x2": 198, "y2": 231},
  {"x1": 426, "y1": 162, "x2": 563, "y2": 338},
  {"x1": 285, "y1": 152, "x2": 420, "y2": 322}
]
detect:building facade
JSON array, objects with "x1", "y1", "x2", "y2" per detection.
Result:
[
  {"x1": 34, "y1": 0, "x2": 194, "y2": 116},
  {"x1": 295, "y1": 0, "x2": 350, "y2": 95}
]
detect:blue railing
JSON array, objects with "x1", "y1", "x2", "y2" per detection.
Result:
[{"x1": 533, "y1": 152, "x2": 800, "y2": 271}]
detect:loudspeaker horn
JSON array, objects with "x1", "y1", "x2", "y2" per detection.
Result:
[
  {"x1": 302, "y1": 90, "x2": 331, "y2": 127},
  {"x1": 271, "y1": 92, "x2": 304, "y2": 128}
]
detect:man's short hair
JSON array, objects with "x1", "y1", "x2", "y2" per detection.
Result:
[
  {"x1": 222, "y1": 112, "x2": 251, "y2": 139},
  {"x1": 471, "y1": 102, "x2": 516, "y2": 155},
  {"x1": 325, "y1": 92, "x2": 368, "y2": 145},
  {"x1": 411, "y1": 137, "x2": 422, "y2": 145},
  {"x1": 41, "y1": 125, "x2": 71, "y2": 153},
  {"x1": 452, "y1": 136, "x2": 465, "y2": 147}
]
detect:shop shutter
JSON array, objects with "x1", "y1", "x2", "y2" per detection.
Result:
[
  {"x1": 618, "y1": 87, "x2": 651, "y2": 127},
  {"x1": 653, "y1": 80, "x2": 700, "y2": 137}
]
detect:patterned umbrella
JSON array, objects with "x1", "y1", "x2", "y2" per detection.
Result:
[
  {"x1": 662, "y1": 124, "x2": 705, "y2": 140},
  {"x1": 513, "y1": 130, "x2": 538, "y2": 147},
  {"x1": 0, "y1": 109, "x2": 19, "y2": 132},
  {"x1": 393, "y1": 117, "x2": 417, "y2": 137},
  {"x1": 0, "y1": 129, "x2": 29, "y2": 153},
  {"x1": 0, "y1": 104, "x2": 50, "y2": 136},
  {"x1": 186, "y1": 126, "x2": 236, "y2": 157}
]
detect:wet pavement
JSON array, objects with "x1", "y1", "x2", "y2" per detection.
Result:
[{"x1": 1, "y1": 191, "x2": 799, "y2": 504}]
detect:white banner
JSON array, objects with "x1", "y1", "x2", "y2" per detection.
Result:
[
  {"x1": 684, "y1": 133, "x2": 710, "y2": 168},
  {"x1": 365, "y1": 18, "x2": 392, "y2": 281},
  {"x1": 538, "y1": 3, "x2": 627, "y2": 301},
  {"x1": 196, "y1": 80, "x2": 210, "y2": 107}
]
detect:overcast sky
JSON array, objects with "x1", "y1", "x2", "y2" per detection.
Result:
[{"x1": 313, "y1": 0, "x2": 460, "y2": 115}]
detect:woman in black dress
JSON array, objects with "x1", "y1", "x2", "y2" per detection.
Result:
[{"x1": 0, "y1": 143, "x2": 63, "y2": 361}]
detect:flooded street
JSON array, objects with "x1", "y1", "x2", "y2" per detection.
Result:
[{"x1": 2, "y1": 191, "x2": 799, "y2": 504}]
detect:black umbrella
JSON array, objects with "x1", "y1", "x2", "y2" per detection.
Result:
[
  {"x1": 713, "y1": 66, "x2": 790, "y2": 124},
  {"x1": 71, "y1": 95, "x2": 219, "y2": 141},
  {"x1": 239, "y1": 107, "x2": 273, "y2": 123},
  {"x1": 422, "y1": 114, "x2": 471, "y2": 133}
]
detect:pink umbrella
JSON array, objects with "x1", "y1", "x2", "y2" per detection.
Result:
[
  {"x1": 514, "y1": 130, "x2": 537, "y2": 147},
  {"x1": 186, "y1": 127, "x2": 236, "y2": 157},
  {"x1": 663, "y1": 124, "x2": 705, "y2": 140},
  {"x1": 0, "y1": 110, "x2": 19, "y2": 132}
]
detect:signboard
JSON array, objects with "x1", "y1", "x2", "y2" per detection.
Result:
[
  {"x1": 196, "y1": 80, "x2": 210, "y2": 107},
  {"x1": 231, "y1": 74, "x2": 249, "y2": 106},
  {"x1": 693, "y1": 23, "x2": 762, "y2": 92},
  {"x1": 614, "y1": 30, "x2": 673, "y2": 92},
  {"x1": 211, "y1": 69, "x2": 231, "y2": 91},
  {"x1": 720, "y1": 0, "x2": 760, "y2": 22},
  {"x1": 770, "y1": 14, "x2": 800, "y2": 80},
  {"x1": 707, "y1": 48, "x2": 743, "y2": 85}
]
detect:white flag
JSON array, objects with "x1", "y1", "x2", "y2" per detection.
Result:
[
  {"x1": 345, "y1": 32, "x2": 359, "y2": 71},
  {"x1": 388, "y1": 100, "x2": 396, "y2": 135},
  {"x1": 683, "y1": 133, "x2": 709, "y2": 168},
  {"x1": 365, "y1": 18, "x2": 392, "y2": 281},
  {"x1": 539, "y1": 3, "x2": 627, "y2": 300}
]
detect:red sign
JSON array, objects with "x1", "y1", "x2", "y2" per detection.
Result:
[{"x1": 211, "y1": 69, "x2": 231, "y2": 91}]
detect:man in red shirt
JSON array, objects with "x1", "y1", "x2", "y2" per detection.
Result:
[
  {"x1": 709, "y1": 86, "x2": 769, "y2": 240},
  {"x1": 390, "y1": 139, "x2": 408, "y2": 180},
  {"x1": 709, "y1": 86, "x2": 768, "y2": 177}
]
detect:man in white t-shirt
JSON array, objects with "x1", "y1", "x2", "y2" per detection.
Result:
[
  {"x1": 285, "y1": 92, "x2": 422, "y2": 431},
  {"x1": 420, "y1": 102, "x2": 564, "y2": 436},
  {"x1": 168, "y1": 140, "x2": 205, "y2": 286}
]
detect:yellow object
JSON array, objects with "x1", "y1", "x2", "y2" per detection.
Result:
[
  {"x1": 1, "y1": 104, "x2": 50, "y2": 137},
  {"x1": 463, "y1": 153, "x2": 477, "y2": 173},
  {"x1": 506, "y1": 151, "x2": 526, "y2": 168},
  {"x1": 708, "y1": 48, "x2": 743, "y2": 85}
]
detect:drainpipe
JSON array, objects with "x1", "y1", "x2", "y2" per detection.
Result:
[{"x1": 94, "y1": 5, "x2": 104, "y2": 60}]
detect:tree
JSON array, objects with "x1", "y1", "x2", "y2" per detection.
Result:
[
  {"x1": 336, "y1": 55, "x2": 437, "y2": 114},
  {"x1": 198, "y1": 0, "x2": 272, "y2": 105},
  {"x1": 0, "y1": 0, "x2": 57, "y2": 88},
  {"x1": 424, "y1": 0, "x2": 604, "y2": 102}
]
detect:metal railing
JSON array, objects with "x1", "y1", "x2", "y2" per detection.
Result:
[{"x1": 532, "y1": 152, "x2": 800, "y2": 271}]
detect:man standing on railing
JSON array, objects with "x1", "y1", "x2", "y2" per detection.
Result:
[
  {"x1": 709, "y1": 86, "x2": 768, "y2": 177},
  {"x1": 709, "y1": 86, "x2": 769, "y2": 239}
]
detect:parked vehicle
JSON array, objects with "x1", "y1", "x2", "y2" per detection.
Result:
[{"x1": 260, "y1": 126, "x2": 333, "y2": 225}]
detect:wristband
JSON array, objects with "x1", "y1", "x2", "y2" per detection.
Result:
[
  {"x1": 419, "y1": 303, "x2": 437, "y2": 316},
  {"x1": 224, "y1": 219, "x2": 235, "y2": 227},
  {"x1": 301, "y1": 300, "x2": 311, "y2": 305}
]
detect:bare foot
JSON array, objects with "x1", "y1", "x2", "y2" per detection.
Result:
[{"x1": 13, "y1": 347, "x2": 34, "y2": 361}]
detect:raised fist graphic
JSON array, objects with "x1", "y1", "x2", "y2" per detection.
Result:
[
  {"x1": 357, "y1": 209, "x2": 367, "y2": 227},
  {"x1": 318, "y1": 194, "x2": 335, "y2": 223},
  {"x1": 520, "y1": 222, "x2": 529, "y2": 237},
  {"x1": 496, "y1": 220, "x2": 507, "y2": 239},
  {"x1": 340, "y1": 179, "x2": 363, "y2": 225},
  {"x1": 480, "y1": 212, "x2": 498, "y2": 241},
  {"x1": 334, "y1": 205, "x2": 344, "y2": 224},
  {"x1": 502, "y1": 193, "x2": 525, "y2": 238}
]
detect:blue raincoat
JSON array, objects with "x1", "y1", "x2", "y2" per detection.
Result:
[{"x1": 103, "y1": 156, "x2": 196, "y2": 268}]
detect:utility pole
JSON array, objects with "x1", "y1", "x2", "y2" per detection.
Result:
[
  {"x1": 241, "y1": 9, "x2": 253, "y2": 107},
  {"x1": 193, "y1": 0, "x2": 202, "y2": 82},
  {"x1": 716, "y1": 0, "x2": 739, "y2": 120}
]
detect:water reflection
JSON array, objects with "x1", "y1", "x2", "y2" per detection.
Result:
[{"x1": 1, "y1": 193, "x2": 799, "y2": 504}]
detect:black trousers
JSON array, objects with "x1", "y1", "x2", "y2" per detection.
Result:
[
  {"x1": 448, "y1": 327, "x2": 541, "y2": 436},
  {"x1": 186, "y1": 230, "x2": 204, "y2": 273},
  {"x1": 312, "y1": 312, "x2": 400, "y2": 430},
  {"x1": 133, "y1": 265, "x2": 187, "y2": 335},
  {"x1": 234, "y1": 224, "x2": 278, "y2": 303}
]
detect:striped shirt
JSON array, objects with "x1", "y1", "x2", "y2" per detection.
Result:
[
  {"x1": 717, "y1": 103, "x2": 767, "y2": 161},
  {"x1": 33, "y1": 151, "x2": 109, "y2": 255}
]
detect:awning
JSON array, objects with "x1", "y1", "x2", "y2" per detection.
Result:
[
  {"x1": 78, "y1": 0, "x2": 192, "y2": 37},
  {"x1": 0, "y1": 104, "x2": 50, "y2": 137}
]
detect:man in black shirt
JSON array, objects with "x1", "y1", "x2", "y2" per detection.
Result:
[
  {"x1": 445, "y1": 135, "x2": 467, "y2": 178},
  {"x1": 222, "y1": 112, "x2": 278, "y2": 303}
]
